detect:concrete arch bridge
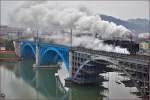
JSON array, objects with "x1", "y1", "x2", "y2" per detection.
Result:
[{"x1": 19, "y1": 41, "x2": 69, "y2": 70}]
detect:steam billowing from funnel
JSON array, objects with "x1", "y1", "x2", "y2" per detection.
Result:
[
  {"x1": 9, "y1": 1, "x2": 132, "y2": 39},
  {"x1": 73, "y1": 36, "x2": 129, "y2": 54},
  {"x1": 9, "y1": 1, "x2": 131, "y2": 54}
]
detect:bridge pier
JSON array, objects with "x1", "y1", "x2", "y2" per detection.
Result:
[
  {"x1": 69, "y1": 50, "x2": 73, "y2": 77},
  {"x1": 35, "y1": 44, "x2": 39, "y2": 66}
]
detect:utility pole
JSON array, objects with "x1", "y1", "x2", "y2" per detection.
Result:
[
  {"x1": 71, "y1": 28, "x2": 72, "y2": 47},
  {"x1": 69, "y1": 28, "x2": 73, "y2": 77}
]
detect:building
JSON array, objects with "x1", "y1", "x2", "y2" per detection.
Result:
[
  {"x1": 0, "y1": 25, "x2": 24, "y2": 34},
  {"x1": 0, "y1": 25, "x2": 25, "y2": 51},
  {"x1": 0, "y1": 25, "x2": 25, "y2": 39},
  {"x1": 138, "y1": 33, "x2": 150, "y2": 55}
]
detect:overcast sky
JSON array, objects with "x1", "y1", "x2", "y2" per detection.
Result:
[{"x1": 1, "y1": 0, "x2": 149, "y2": 25}]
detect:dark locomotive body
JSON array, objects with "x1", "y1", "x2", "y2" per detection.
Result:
[{"x1": 103, "y1": 40, "x2": 139, "y2": 54}]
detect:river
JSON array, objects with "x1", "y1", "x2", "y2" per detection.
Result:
[{"x1": 0, "y1": 60, "x2": 141, "y2": 100}]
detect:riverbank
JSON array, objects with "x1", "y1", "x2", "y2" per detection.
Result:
[{"x1": 0, "y1": 50, "x2": 20, "y2": 62}]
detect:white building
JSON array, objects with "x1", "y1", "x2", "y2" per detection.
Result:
[{"x1": 0, "y1": 25, "x2": 25, "y2": 38}]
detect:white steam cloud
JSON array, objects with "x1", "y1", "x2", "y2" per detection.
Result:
[
  {"x1": 73, "y1": 36, "x2": 129, "y2": 54},
  {"x1": 9, "y1": 1, "x2": 131, "y2": 54}
]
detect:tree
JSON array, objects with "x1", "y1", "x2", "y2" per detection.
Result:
[{"x1": 5, "y1": 40, "x2": 15, "y2": 51}]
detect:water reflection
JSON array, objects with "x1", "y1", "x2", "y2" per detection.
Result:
[
  {"x1": 69, "y1": 85, "x2": 107, "y2": 100},
  {"x1": 0, "y1": 60, "x2": 141, "y2": 100},
  {"x1": 10, "y1": 60, "x2": 67, "y2": 100},
  {"x1": 0, "y1": 63, "x2": 46, "y2": 99}
]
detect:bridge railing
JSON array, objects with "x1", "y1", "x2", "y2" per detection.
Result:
[{"x1": 71, "y1": 47, "x2": 149, "y2": 64}]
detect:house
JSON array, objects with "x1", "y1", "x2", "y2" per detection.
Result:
[{"x1": 139, "y1": 39, "x2": 149, "y2": 55}]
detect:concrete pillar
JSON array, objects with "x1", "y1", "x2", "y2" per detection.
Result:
[
  {"x1": 36, "y1": 44, "x2": 39, "y2": 66},
  {"x1": 69, "y1": 50, "x2": 73, "y2": 77}
]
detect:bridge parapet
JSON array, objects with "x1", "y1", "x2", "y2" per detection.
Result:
[{"x1": 71, "y1": 47, "x2": 148, "y2": 64}]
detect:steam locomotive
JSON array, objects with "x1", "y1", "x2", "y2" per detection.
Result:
[{"x1": 103, "y1": 40, "x2": 139, "y2": 54}]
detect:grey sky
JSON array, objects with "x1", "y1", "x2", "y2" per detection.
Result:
[{"x1": 1, "y1": 0, "x2": 149, "y2": 25}]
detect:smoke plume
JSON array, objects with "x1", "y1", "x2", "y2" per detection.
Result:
[{"x1": 9, "y1": 1, "x2": 131, "y2": 54}]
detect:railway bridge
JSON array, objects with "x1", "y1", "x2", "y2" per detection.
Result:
[
  {"x1": 71, "y1": 47, "x2": 149, "y2": 97},
  {"x1": 15, "y1": 41, "x2": 149, "y2": 98}
]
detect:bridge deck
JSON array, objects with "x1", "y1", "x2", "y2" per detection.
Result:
[
  {"x1": 21, "y1": 40, "x2": 69, "y2": 48},
  {"x1": 71, "y1": 47, "x2": 149, "y2": 64}
]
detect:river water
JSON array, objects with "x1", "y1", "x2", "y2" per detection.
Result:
[{"x1": 0, "y1": 60, "x2": 141, "y2": 100}]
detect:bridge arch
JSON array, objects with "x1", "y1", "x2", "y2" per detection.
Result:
[
  {"x1": 41, "y1": 47, "x2": 68, "y2": 70},
  {"x1": 73, "y1": 55, "x2": 118, "y2": 79},
  {"x1": 73, "y1": 55, "x2": 144, "y2": 97},
  {"x1": 21, "y1": 42, "x2": 36, "y2": 59}
]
